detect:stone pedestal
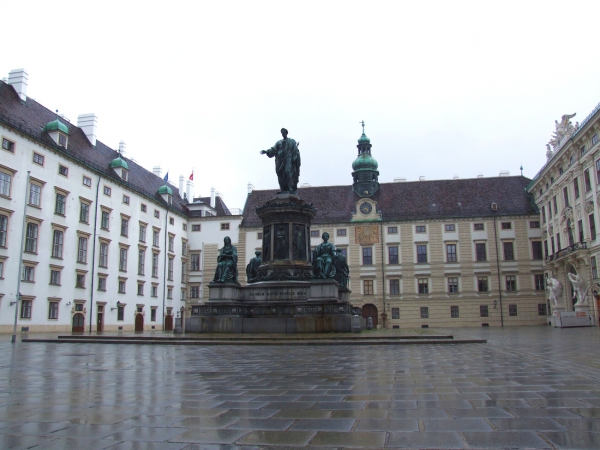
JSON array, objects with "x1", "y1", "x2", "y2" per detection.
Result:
[{"x1": 551, "y1": 305, "x2": 565, "y2": 327}]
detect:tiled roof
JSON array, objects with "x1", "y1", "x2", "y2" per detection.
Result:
[
  {"x1": 241, "y1": 176, "x2": 537, "y2": 228},
  {"x1": 195, "y1": 196, "x2": 233, "y2": 216},
  {"x1": 0, "y1": 81, "x2": 193, "y2": 215}
]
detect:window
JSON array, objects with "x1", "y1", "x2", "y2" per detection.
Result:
[
  {"x1": 99, "y1": 242, "x2": 108, "y2": 267},
  {"x1": 535, "y1": 274, "x2": 544, "y2": 291},
  {"x1": 529, "y1": 221, "x2": 540, "y2": 229},
  {"x1": 594, "y1": 134, "x2": 599, "y2": 145},
  {"x1": 390, "y1": 279, "x2": 400, "y2": 295},
  {"x1": 581, "y1": 145, "x2": 587, "y2": 156},
  {"x1": 121, "y1": 169, "x2": 128, "y2": 181},
  {"x1": 181, "y1": 240, "x2": 187, "y2": 255},
  {"x1": 181, "y1": 288, "x2": 186, "y2": 300},
  {"x1": 190, "y1": 286, "x2": 200, "y2": 298},
  {"x1": 538, "y1": 303, "x2": 547, "y2": 316},
  {"x1": 22, "y1": 265, "x2": 35, "y2": 282},
  {"x1": 80, "y1": 202, "x2": 90, "y2": 223},
  {"x1": 119, "y1": 248, "x2": 128, "y2": 271},
  {"x1": 192, "y1": 224, "x2": 201, "y2": 232},
  {"x1": 446, "y1": 244, "x2": 457, "y2": 262},
  {"x1": 183, "y1": 224, "x2": 187, "y2": 231},
  {"x1": 556, "y1": 233, "x2": 562, "y2": 251},
  {"x1": 169, "y1": 217, "x2": 174, "y2": 225},
  {"x1": 191, "y1": 254, "x2": 200, "y2": 271},
  {"x1": 563, "y1": 187, "x2": 569, "y2": 207},
  {"x1": 101, "y1": 210, "x2": 109, "y2": 230},
  {"x1": 58, "y1": 134, "x2": 67, "y2": 146},
  {"x1": 153, "y1": 229, "x2": 160, "y2": 247},
  {"x1": 33, "y1": 153, "x2": 44, "y2": 165},
  {"x1": 391, "y1": 308, "x2": 399, "y2": 319},
  {"x1": 118, "y1": 280, "x2": 126, "y2": 294},
  {"x1": 363, "y1": 280, "x2": 374, "y2": 295},
  {"x1": 388, "y1": 246, "x2": 399, "y2": 264},
  {"x1": 51, "y1": 230, "x2": 63, "y2": 258},
  {"x1": 310, "y1": 230, "x2": 320, "y2": 238},
  {"x1": 530, "y1": 241, "x2": 542, "y2": 260},
  {"x1": 585, "y1": 170, "x2": 592, "y2": 192},
  {"x1": 542, "y1": 206, "x2": 547, "y2": 223},
  {"x1": 0, "y1": 214, "x2": 6, "y2": 247},
  {"x1": 29, "y1": 183, "x2": 41, "y2": 206},
  {"x1": 2, "y1": 137, "x2": 15, "y2": 153},
  {"x1": 0, "y1": 172, "x2": 11, "y2": 197},
  {"x1": 154, "y1": 210, "x2": 160, "y2": 218},
  {"x1": 418, "y1": 278, "x2": 428, "y2": 294},
  {"x1": 20, "y1": 300, "x2": 32, "y2": 319},
  {"x1": 474, "y1": 223, "x2": 484, "y2": 231},
  {"x1": 569, "y1": 155, "x2": 575, "y2": 166},
  {"x1": 420, "y1": 307, "x2": 429, "y2": 319},
  {"x1": 506, "y1": 275, "x2": 517, "y2": 291},
  {"x1": 76, "y1": 273, "x2": 86, "y2": 288},
  {"x1": 475, "y1": 243, "x2": 486, "y2": 261},
  {"x1": 559, "y1": 167, "x2": 564, "y2": 176},
  {"x1": 509, "y1": 304, "x2": 518, "y2": 316},
  {"x1": 83, "y1": 176, "x2": 92, "y2": 187},
  {"x1": 121, "y1": 217, "x2": 129, "y2": 236},
  {"x1": 445, "y1": 224, "x2": 455, "y2": 232},
  {"x1": 416, "y1": 225, "x2": 426, "y2": 233},
  {"x1": 548, "y1": 201, "x2": 553, "y2": 219},
  {"x1": 103, "y1": 186, "x2": 111, "y2": 196},
  {"x1": 48, "y1": 302, "x2": 59, "y2": 320},
  {"x1": 388, "y1": 226, "x2": 398, "y2": 234},
  {"x1": 151, "y1": 308, "x2": 157, "y2": 322},
  {"x1": 579, "y1": 219, "x2": 585, "y2": 244},
  {"x1": 138, "y1": 249, "x2": 145, "y2": 275},
  {"x1": 592, "y1": 256, "x2": 598, "y2": 279},
  {"x1": 152, "y1": 253, "x2": 159, "y2": 277},
  {"x1": 416, "y1": 245, "x2": 427, "y2": 263},
  {"x1": 50, "y1": 270, "x2": 61, "y2": 285},
  {"x1": 338, "y1": 248, "x2": 347, "y2": 258},
  {"x1": 137, "y1": 283, "x2": 144, "y2": 296},
  {"x1": 503, "y1": 242, "x2": 514, "y2": 260},
  {"x1": 448, "y1": 277, "x2": 458, "y2": 293},
  {"x1": 139, "y1": 225, "x2": 146, "y2": 242},
  {"x1": 168, "y1": 257, "x2": 174, "y2": 280},
  {"x1": 54, "y1": 193, "x2": 66, "y2": 215},
  {"x1": 450, "y1": 305, "x2": 459, "y2": 318},
  {"x1": 58, "y1": 165, "x2": 68, "y2": 177},
  {"x1": 168, "y1": 235, "x2": 174, "y2": 252},
  {"x1": 167, "y1": 288, "x2": 173, "y2": 299},
  {"x1": 25, "y1": 223, "x2": 38, "y2": 253},
  {"x1": 574, "y1": 178, "x2": 580, "y2": 199},
  {"x1": 480, "y1": 305, "x2": 489, "y2": 318},
  {"x1": 77, "y1": 236, "x2": 88, "y2": 264},
  {"x1": 151, "y1": 285, "x2": 158, "y2": 297},
  {"x1": 221, "y1": 223, "x2": 230, "y2": 230},
  {"x1": 141, "y1": 204, "x2": 147, "y2": 212},
  {"x1": 98, "y1": 276, "x2": 107, "y2": 291},
  {"x1": 590, "y1": 214, "x2": 597, "y2": 241},
  {"x1": 478, "y1": 276, "x2": 488, "y2": 292},
  {"x1": 122, "y1": 194, "x2": 130, "y2": 205},
  {"x1": 362, "y1": 247, "x2": 373, "y2": 265},
  {"x1": 551, "y1": 237, "x2": 555, "y2": 254},
  {"x1": 117, "y1": 305, "x2": 124, "y2": 320},
  {"x1": 337, "y1": 229, "x2": 347, "y2": 237},
  {"x1": 257, "y1": 232, "x2": 263, "y2": 239},
  {"x1": 501, "y1": 222, "x2": 512, "y2": 230}
]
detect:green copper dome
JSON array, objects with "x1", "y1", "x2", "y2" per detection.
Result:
[
  {"x1": 358, "y1": 132, "x2": 370, "y2": 144},
  {"x1": 109, "y1": 156, "x2": 129, "y2": 170},
  {"x1": 158, "y1": 184, "x2": 173, "y2": 195},
  {"x1": 43, "y1": 119, "x2": 69, "y2": 134},
  {"x1": 352, "y1": 153, "x2": 379, "y2": 171}
]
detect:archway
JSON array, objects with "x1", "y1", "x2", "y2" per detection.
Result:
[
  {"x1": 72, "y1": 313, "x2": 84, "y2": 332},
  {"x1": 362, "y1": 303, "x2": 378, "y2": 328},
  {"x1": 165, "y1": 314, "x2": 173, "y2": 331},
  {"x1": 135, "y1": 313, "x2": 144, "y2": 332}
]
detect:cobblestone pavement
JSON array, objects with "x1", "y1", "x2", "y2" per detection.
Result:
[{"x1": 1, "y1": 326, "x2": 600, "y2": 449}]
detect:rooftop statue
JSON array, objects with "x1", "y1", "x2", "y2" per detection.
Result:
[
  {"x1": 212, "y1": 236, "x2": 238, "y2": 283},
  {"x1": 548, "y1": 113, "x2": 577, "y2": 151},
  {"x1": 260, "y1": 128, "x2": 301, "y2": 194}
]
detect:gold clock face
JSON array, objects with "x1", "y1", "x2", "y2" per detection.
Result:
[{"x1": 360, "y1": 202, "x2": 372, "y2": 215}]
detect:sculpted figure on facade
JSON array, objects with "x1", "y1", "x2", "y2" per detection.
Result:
[
  {"x1": 274, "y1": 225, "x2": 288, "y2": 260},
  {"x1": 212, "y1": 236, "x2": 238, "y2": 283},
  {"x1": 548, "y1": 113, "x2": 577, "y2": 150},
  {"x1": 246, "y1": 250, "x2": 262, "y2": 283},
  {"x1": 568, "y1": 272, "x2": 589, "y2": 306},
  {"x1": 333, "y1": 248, "x2": 350, "y2": 288},
  {"x1": 312, "y1": 232, "x2": 336, "y2": 279},
  {"x1": 260, "y1": 128, "x2": 301, "y2": 193},
  {"x1": 546, "y1": 276, "x2": 563, "y2": 306}
]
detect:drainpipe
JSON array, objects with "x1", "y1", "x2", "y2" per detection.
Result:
[
  {"x1": 493, "y1": 210, "x2": 504, "y2": 327},
  {"x1": 162, "y1": 210, "x2": 168, "y2": 331},
  {"x1": 88, "y1": 175, "x2": 102, "y2": 334},
  {"x1": 379, "y1": 211, "x2": 387, "y2": 327},
  {"x1": 11, "y1": 171, "x2": 30, "y2": 344}
]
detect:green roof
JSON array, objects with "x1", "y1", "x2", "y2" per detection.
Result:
[
  {"x1": 109, "y1": 156, "x2": 129, "y2": 170},
  {"x1": 43, "y1": 119, "x2": 69, "y2": 134},
  {"x1": 352, "y1": 153, "x2": 378, "y2": 171},
  {"x1": 158, "y1": 184, "x2": 173, "y2": 195},
  {"x1": 358, "y1": 132, "x2": 370, "y2": 144}
]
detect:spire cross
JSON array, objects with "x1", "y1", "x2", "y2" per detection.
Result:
[{"x1": 360, "y1": 120, "x2": 365, "y2": 134}]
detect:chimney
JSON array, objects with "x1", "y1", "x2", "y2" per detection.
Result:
[
  {"x1": 186, "y1": 179, "x2": 193, "y2": 202},
  {"x1": 477, "y1": 173, "x2": 484, "y2": 178},
  {"x1": 393, "y1": 177, "x2": 406, "y2": 182},
  {"x1": 118, "y1": 141, "x2": 126, "y2": 156},
  {"x1": 211, "y1": 187, "x2": 216, "y2": 208},
  {"x1": 153, "y1": 166, "x2": 162, "y2": 177},
  {"x1": 453, "y1": 174, "x2": 460, "y2": 179},
  {"x1": 58, "y1": 113, "x2": 70, "y2": 122},
  {"x1": 77, "y1": 113, "x2": 98, "y2": 146},
  {"x1": 8, "y1": 69, "x2": 28, "y2": 101},
  {"x1": 247, "y1": 182, "x2": 254, "y2": 194},
  {"x1": 499, "y1": 170, "x2": 510, "y2": 177},
  {"x1": 179, "y1": 175, "x2": 185, "y2": 198},
  {"x1": 419, "y1": 175, "x2": 426, "y2": 181}
]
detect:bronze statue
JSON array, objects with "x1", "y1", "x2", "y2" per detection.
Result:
[
  {"x1": 312, "y1": 232, "x2": 336, "y2": 279},
  {"x1": 262, "y1": 226, "x2": 271, "y2": 262},
  {"x1": 333, "y1": 248, "x2": 349, "y2": 288},
  {"x1": 274, "y1": 225, "x2": 288, "y2": 260},
  {"x1": 260, "y1": 128, "x2": 301, "y2": 193},
  {"x1": 292, "y1": 224, "x2": 306, "y2": 260},
  {"x1": 246, "y1": 250, "x2": 262, "y2": 283},
  {"x1": 212, "y1": 236, "x2": 238, "y2": 283}
]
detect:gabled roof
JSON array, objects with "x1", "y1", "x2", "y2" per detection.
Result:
[
  {"x1": 241, "y1": 176, "x2": 536, "y2": 228},
  {"x1": 0, "y1": 81, "x2": 192, "y2": 215}
]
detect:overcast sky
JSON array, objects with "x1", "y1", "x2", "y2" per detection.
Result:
[{"x1": 3, "y1": 0, "x2": 600, "y2": 211}]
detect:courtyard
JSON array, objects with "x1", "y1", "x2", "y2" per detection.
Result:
[{"x1": 0, "y1": 326, "x2": 599, "y2": 449}]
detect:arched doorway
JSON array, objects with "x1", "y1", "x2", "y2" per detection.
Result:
[
  {"x1": 135, "y1": 313, "x2": 144, "y2": 332},
  {"x1": 165, "y1": 314, "x2": 173, "y2": 331},
  {"x1": 362, "y1": 303, "x2": 378, "y2": 328},
  {"x1": 72, "y1": 313, "x2": 85, "y2": 332}
]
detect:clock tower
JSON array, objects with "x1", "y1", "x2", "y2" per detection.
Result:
[{"x1": 352, "y1": 121, "x2": 380, "y2": 197}]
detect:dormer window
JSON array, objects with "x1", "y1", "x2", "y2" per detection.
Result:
[
  {"x1": 58, "y1": 134, "x2": 67, "y2": 147},
  {"x1": 121, "y1": 168, "x2": 128, "y2": 181},
  {"x1": 109, "y1": 156, "x2": 129, "y2": 181},
  {"x1": 43, "y1": 118, "x2": 70, "y2": 148}
]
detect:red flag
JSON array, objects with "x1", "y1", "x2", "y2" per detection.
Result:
[{"x1": 189, "y1": 171, "x2": 194, "y2": 181}]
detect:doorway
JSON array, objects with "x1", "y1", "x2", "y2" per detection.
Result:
[
  {"x1": 135, "y1": 313, "x2": 144, "y2": 332},
  {"x1": 165, "y1": 314, "x2": 173, "y2": 331},
  {"x1": 96, "y1": 305, "x2": 104, "y2": 332},
  {"x1": 72, "y1": 313, "x2": 85, "y2": 332},
  {"x1": 362, "y1": 303, "x2": 378, "y2": 328}
]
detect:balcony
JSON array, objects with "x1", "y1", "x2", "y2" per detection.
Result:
[{"x1": 546, "y1": 242, "x2": 587, "y2": 262}]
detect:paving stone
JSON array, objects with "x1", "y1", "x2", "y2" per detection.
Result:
[
  {"x1": 508, "y1": 408, "x2": 581, "y2": 418},
  {"x1": 310, "y1": 431, "x2": 386, "y2": 447},
  {"x1": 540, "y1": 431, "x2": 600, "y2": 449},
  {"x1": 388, "y1": 409, "x2": 448, "y2": 419},
  {"x1": 169, "y1": 429, "x2": 249, "y2": 444},
  {"x1": 567, "y1": 407, "x2": 600, "y2": 418},
  {"x1": 554, "y1": 417, "x2": 600, "y2": 432},
  {"x1": 461, "y1": 431, "x2": 551, "y2": 448},
  {"x1": 355, "y1": 418, "x2": 418, "y2": 431},
  {"x1": 105, "y1": 442, "x2": 189, "y2": 450},
  {"x1": 490, "y1": 417, "x2": 567, "y2": 431},
  {"x1": 237, "y1": 430, "x2": 315, "y2": 446},
  {"x1": 388, "y1": 431, "x2": 466, "y2": 448},
  {"x1": 422, "y1": 418, "x2": 492, "y2": 431},
  {"x1": 290, "y1": 418, "x2": 355, "y2": 431},
  {"x1": 525, "y1": 398, "x2": 589, "y2": 408},
  {"x1": 272, "y1": 410, "x2": 331, "y2": 419},
  {"x1": 447, "y1": 407, "x2": 513, "y2": 418},
  {"x1": 330, "y1": 410, "x2": 388, "y2": 419},
  {"x1": 227, "y1": 418, "x2": 295, "y2": 430}
]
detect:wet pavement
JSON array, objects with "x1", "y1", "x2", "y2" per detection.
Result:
[{"x1": 1, "y1": 326, "x2": 600, "y2": 449}]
